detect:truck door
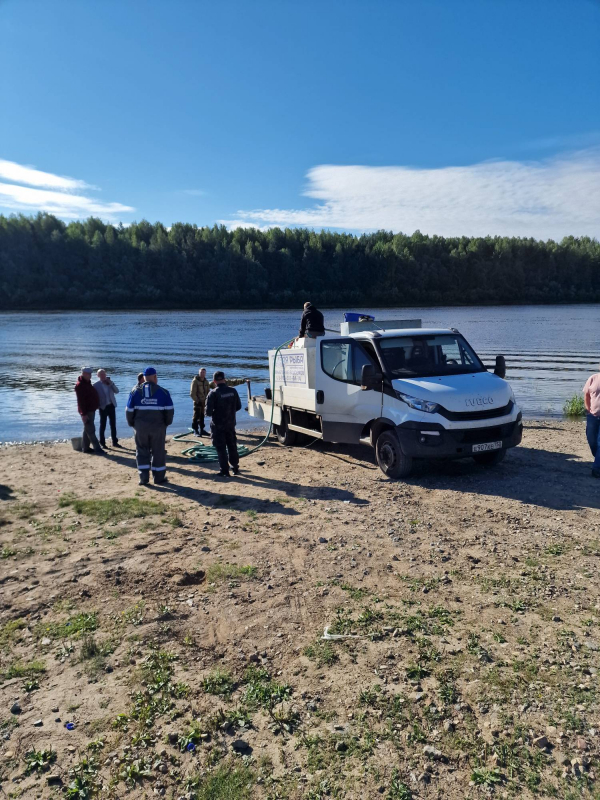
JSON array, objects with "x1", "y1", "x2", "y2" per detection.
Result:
[{"x1": 317, "y1": 339, "x2": 382, "y2": 443}]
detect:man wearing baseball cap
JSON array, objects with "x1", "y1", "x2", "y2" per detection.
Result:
[
  {"x1": 125, "y1": 367, "x2": 174, "y2": 485},
  {"x1": 205, "y1": 370, "x2": 242, "y2": 477},
  {"x1": 74, "y1": 367, "x2": 103, "y2": 454}
]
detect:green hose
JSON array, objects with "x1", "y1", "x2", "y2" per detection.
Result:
[{"x1": 174, "y1": 336, "x2": 296, "y2": 462}]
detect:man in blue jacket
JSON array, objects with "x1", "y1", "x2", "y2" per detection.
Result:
[
  {"x1": 126, "y1": 367, "x2": 174, "y2": 485},
  {"x1": 205, "y1": 371, "x2": 242, "y2": 478}
]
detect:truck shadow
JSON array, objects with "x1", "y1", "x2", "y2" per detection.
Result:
[{"x1": 410, "y1": 445, "x2": 600, "y2": 512}]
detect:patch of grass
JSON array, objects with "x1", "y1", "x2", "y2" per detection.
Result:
[
  {"x1": 121, "y1": 601, "x2": 145, "y2": 626},
  {"x1": 563, "y1": 394, "x2": 586, "y2": 417},
  {"x1": 304, "y1": 640, "x2": 339, "y2": 667},
  {"x1": 471, "y1": 767, "x2": 503, "y2": 786},
  {"x1": 202, "y1": 669, "x2": 235, "y2": 696},
  {"x1": 58, "y1": 494, "x2": 166, "y2": 523},
  {"x1": 38, "y1": 612, "x2": 98, "y2": 640},
  {"x1": 206, "y1": 563, "x2": 257, "y2": 583},
  {"x1": 4, "y1": 660, "x2": 46, "y2": 680},
  {"x1": 243, "y1": 665, "x2": 292, "y2": 709},
  {"x1": 388, "y1": 770, "x2": 413, "y2": 799},
  {"x1": 339, "y1": 583, "x2": 370, "y2": 601},
  {"x1": 1, "y1": 546, "x2": 17, "y2": 559},
  {"x1": 24, "y1": 748, "x2": 56, "y2": 775},
  {"x1": 192, "y1": 763, "x2": 255, "y2": 800},
  {"x1": 65, "y1": 756, "x2": 101, "y2": 799},
  {"x1": 0, "y1": 618, "x2": 26, "y2": 648},
  {"x1": 11, "y1": 501, "x2": 38, "y2": 520},
  {"x1": 545, "y1": 543, "x2": 565, "y2": 556}
]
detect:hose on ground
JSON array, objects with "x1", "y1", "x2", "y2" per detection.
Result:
[{"x1": 174, "y1": 336, "x2": 296, "y2": 462}]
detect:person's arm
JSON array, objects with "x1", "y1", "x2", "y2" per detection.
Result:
[
  {"x1": 125, "y1": 389, "x2": 137, "y2": 427},
  {"x1": 235, "y1": 389, "x2": 242, "y2": 413},
  {"x1": 190, "y1": 380, "x2": 197, "y2": 400},
  {"x1": 109, "y1": 379, "x2": 119, "y2": 395},
  {"x1": 163, "y1": 390, "x2": 174, "y2": 427},
  {"x1": 299, "y1": 310, "x2": 307, "y2": 337},
  {"x1": 205, "y1": 390, "x2": 215, "y2": 417},
  {"x1": 225, "y1": 378, "x2": 246, "y2": 387},
  {"x1": 584, "y1": 383, "x2": 592, "y2": 413}
]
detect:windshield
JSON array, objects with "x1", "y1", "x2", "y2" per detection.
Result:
[{"x1": 377, "y1": 334, "x2": 485, "y2": 378}]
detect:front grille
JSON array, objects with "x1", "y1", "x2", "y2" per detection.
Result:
[
  {"x1": 438, "y1": 401, "x2": 513, "y2": 421},
  {"x1": 460, "y1": 425, "x2": 504, "y2": 444}
]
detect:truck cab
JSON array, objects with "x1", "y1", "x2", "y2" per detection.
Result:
[{"x1": 248, "y1": 318, "x2": 522, "y2": 479}]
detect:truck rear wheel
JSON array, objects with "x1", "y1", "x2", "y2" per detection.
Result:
[
  {"x1": 275, "y1": 410, "x2": 297, "y2": 446},
  {"x1": 473, "y1": 448, "x2": 506, "y2": 467},
  {"x1": 375, "y1": 430, "x2": 413, "y2": 479}
]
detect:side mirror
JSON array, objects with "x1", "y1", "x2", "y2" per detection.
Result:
[
  {"x1": 361, "y1": 364, "x2": 382, "y2": 390},
  {"x1": 494, "y1": 355, "x2": 506, "y2": 379}
]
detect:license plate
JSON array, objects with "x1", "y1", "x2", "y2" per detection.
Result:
[{"x1": 472, "y1": 441, "x2": 502, "y2": 453}]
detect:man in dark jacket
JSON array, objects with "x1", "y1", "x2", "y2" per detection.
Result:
[
  {"x1": 205, "y1": 371, "x2": 242, "y2": 478},
  {"x1": 74, "y1": 367, "x2": 104, "y2": 454},
  {"x1": 126, "y1": 367, "x2": 174, "y2": 485},
  {"x1": 299, "y1": 302, "x2": 325, "y2": 338}
]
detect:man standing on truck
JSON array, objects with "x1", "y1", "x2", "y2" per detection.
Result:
[
  {"x1": 205, "y1": 371, "x2": 242, "y2": 478},
  {"x1": 299, "y1": 302, "x2": 325, "y2": 339},
  {"x1": 126, "y1": 367, "x2": 174, "y2": 486},
  {"x1": 584, "y1": 367, "x2": 600, "y2": 479}
]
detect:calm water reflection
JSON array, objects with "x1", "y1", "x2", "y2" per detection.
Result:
[{"x1": 0, "y1": 305, "x2": 598, "y2": 442}]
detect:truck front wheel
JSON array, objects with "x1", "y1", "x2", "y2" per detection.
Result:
[
  {"x1": 375, "y1": 430, "x2": 413, "y2": 479},
  {"x1": 473, "y1": 448, "x2": 506, "y2": 467},
  {"x1": 274, "y1": 410, "x2": 297, "y2": 446}
]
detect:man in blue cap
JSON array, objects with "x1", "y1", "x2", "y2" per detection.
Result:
[{"x1": 126, "y1": 367, "x2": 174, "y2": 485}]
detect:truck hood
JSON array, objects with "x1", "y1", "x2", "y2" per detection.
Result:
[{"x1": 392, "y1": 371, "x2": 512, "y2": 413}]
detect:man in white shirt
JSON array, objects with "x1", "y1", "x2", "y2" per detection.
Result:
[{"x1": 94, "y1": 369, "x2": 121, "y2": 448}]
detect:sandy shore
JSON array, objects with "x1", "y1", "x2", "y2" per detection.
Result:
[{"x1": 1, "y1": 420, "x2": 599, "y2": 799}]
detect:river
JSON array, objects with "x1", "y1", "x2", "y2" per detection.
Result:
[{"x1": 0, "y1": 305, "x2": 598, "y2": 443}]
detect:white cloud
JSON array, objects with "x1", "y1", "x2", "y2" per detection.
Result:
[
  {"x1": 0, "y1": 158, "x2": 134, "y2": 220},
  {"x1": 221, "y1": 149, "x2": 600, "y2": 240}
]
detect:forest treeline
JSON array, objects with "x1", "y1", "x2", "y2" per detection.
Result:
[{"x1": 1, "y1": 213, "x2": 599, "y2": 310}]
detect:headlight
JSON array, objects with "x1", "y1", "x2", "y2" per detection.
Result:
[
  {"x1": 509, "y1": 387, "x2": 516, "y2": 404},
  {"x1": 396, "y1": 391, "x2": 440, "y2": 414}
]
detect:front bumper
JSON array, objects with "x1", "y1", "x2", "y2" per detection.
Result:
[{"x1": 396, "y1": 414, "x2": 523, "y2": 458}]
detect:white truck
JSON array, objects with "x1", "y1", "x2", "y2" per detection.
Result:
[{"x1": 247, "y1": 316, "x2": 522, "y2": 479}]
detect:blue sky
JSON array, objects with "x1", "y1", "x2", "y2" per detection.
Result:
[{"x1": 0, "y1": 0, "x2": 599, "y2": 238}]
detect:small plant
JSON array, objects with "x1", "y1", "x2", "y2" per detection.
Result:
[
  {"x1": 545, "y1": 543, "x2": 565, "y2": 556},
  {"x1": 388, "y1": 769, "x2": 413, "y2": 800},
  {"x1": 206, "y1": 563, "x2": 257, "y2": 583},
  {"x1": 178, "y1": 718, "x2": 209, "y2": 751},
  {"x1": 23, "y1": 678, "x2": 39, "y2": 692},
  {"x1": 563, "y1": 394, "x2": 586, "y2": 417},
  {"x1": 38, "y1": 612, "x2": 98, "y2": 640},
  {"x1": 157, "y1": 604, "x2": 173, "y2": 620},
  {"x1": 471, "y1": 766, "x2": 503, "y2": 786},
  {"x1": 406, "y1": 663, "x2": 430, "y2": 680},
  {"x1": 243, "y1": 665, "x2": 292, "y2": 709},
  {"x1": 24, "y1": 748, "x2": 56, "y2": 774},
  {"x1": 202, "y1": 669, "x2": 235, "y2": 696},
  {"x1": 304, "y1": 639, "x2": 339, "y2": 667}
]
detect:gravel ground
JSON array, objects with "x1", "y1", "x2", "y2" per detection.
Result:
[{"x1": 1, "y1": 420, "x2": 599, "y2": 800}]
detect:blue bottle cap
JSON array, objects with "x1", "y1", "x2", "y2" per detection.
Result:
[
  {"x1": 65, "y1": 722, "x2": 75, "y2": 730},
  {"x1": 186, "y1": 742, "x2": 195, "y2": 752}
]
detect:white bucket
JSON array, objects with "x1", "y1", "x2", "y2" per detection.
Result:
[{"x1": 71, "y1": 436, "x2": 83, "y2": 451}]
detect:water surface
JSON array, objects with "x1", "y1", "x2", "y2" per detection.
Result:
[{"x1": 0, "y1": 305, "x2": 597, "y2": 442}]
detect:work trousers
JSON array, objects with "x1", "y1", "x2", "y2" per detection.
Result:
[
  {"x1": 134, "y1": 422, "x2": 167, "y2": 482},
  {"x1": 82, "y1": 411, "x2": 102, "y2": 453},
  {"x1": 99, "y1": 403, "x2": 118, "y2": 445},
  {"x1": 211, "y1": 425, "x2": 239, "y2": 472},
  {"x1": 192, "y1": 402, "x2": 205, "y2": 432},
  {"x1": 586, "y1": 413, "x2": 600, "y2": 472}
]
